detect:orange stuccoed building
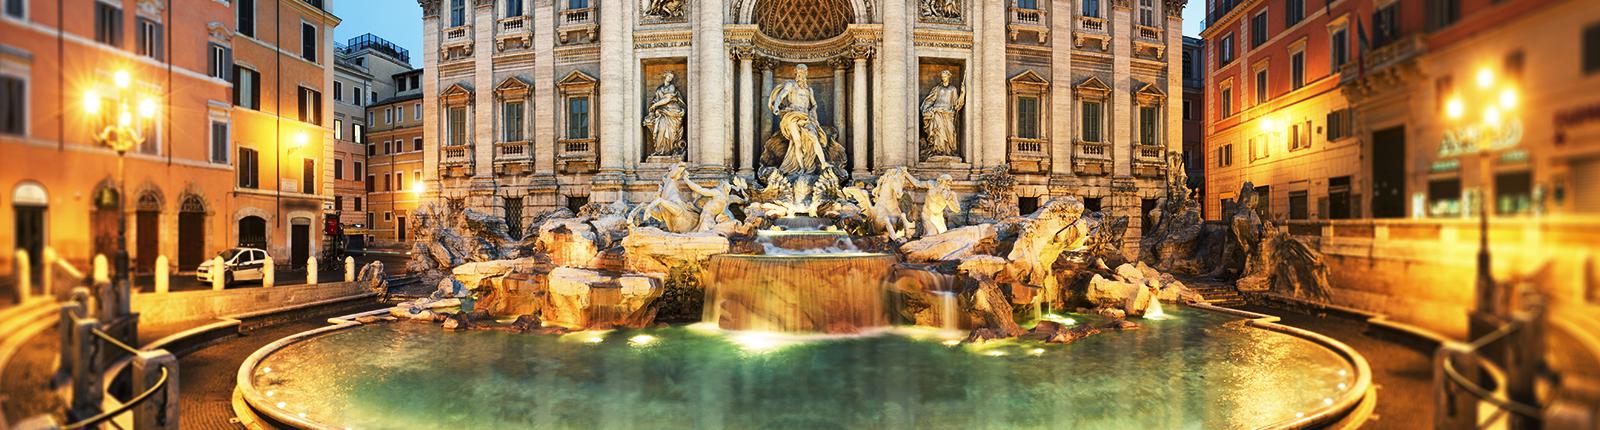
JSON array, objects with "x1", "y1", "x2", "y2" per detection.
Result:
[{"x1": 0, "y1": 0, "x2": 340, "y2": 293}]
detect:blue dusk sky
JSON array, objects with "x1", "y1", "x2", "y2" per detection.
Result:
[{"x1": 329, "y1": 0, "x2": 1206, "y2": 66}]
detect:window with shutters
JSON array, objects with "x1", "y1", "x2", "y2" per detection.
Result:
[
  {"x1": 4, "y1": 0, "x2": 23, "y2": 19},
  {"x1": 1139, "y1": 106, "x2": 1159, "y2": 144},
  {"x1": 1080, "y1": 101, "x2": 1102, "y2": 143},
  {"x1": 303, "y1": 159, "x2": 316, "y2": 194},
  {"x1": 1251, "y1": 11, "x2": 1268, "y2": 48},
  {"x1": 353, "y1": 123, "x2": 364, "y2": 143},
  {"x1": 449, "y1": 106, "x2": 468, "y2": 144},
  {"x1": 1016, "y1": 97, "x2": 1039, "y2": 139},
  {"x1": 566, "y1": 97, "x2": 590, "y2": 139},
  {"x1": 1330, "y1": 28, "x2": 1348, "y2": 69},
  {"x1": 95, "y1": 3, "x2": 122, "y2": 47},
  {"x1": 1285, "y1": 0, "x2": 1303, "y2": 27},
  {"x1": 210, "y1": 120, "x2": 229, "y2": 163},
  {"x1": 298, "y1": 87, "x2": 322, "y2": 125},
  {"x1": 1255, "y1": 67, "x2": 1269, "y2": 104},
  {"x1": 301, "y1": 22, "x2": 317, "y2": 62},
  {"x1": 238, "y1": 0, "x2": 256, "y2": 38},
  {"x1": 366, "y1": 175, "x2": 375, "y2": 192},
  {"x1": 354, "y1": 162, "x2": 362, "y2": 178},
  {"x1": 503, "y1": 101, "x2": 525, "y2": 141},
  {"x1": 334, "y1": 81, "x2": 343, "y2": 102},
  {"x1": 414, "y1": 137, "x2": 423, "y2": 151},
  {"x1": 450, "y1": 0, "x2": 465, "y2": 26},
  {"x1": 238, "y1": 147, "x2": 259, "y2": 189},
  {"x1": 0, "y1": 75, "x2": 22, "y2": 136},
  {"x1": 1585, "y1": 23, "x2": 1600, "y2": 75},
  {"x1": 1291, "y1": 49, "x2": 1305, "y2": 90},
  {"x1": 234, "y1": 66, "x2": 260, "y2": 109},
  {"x1": 208, "y1": 43, "x2": 231, "y2": 79},
  {"x1": 136, "y1": 18, "x2": 162, "y2": 59}
]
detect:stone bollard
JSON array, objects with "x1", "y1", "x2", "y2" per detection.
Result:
[
  {"x1": 211, "y1": 256, "x2": 225, "y2": 291},
  {"x1": 345, "y1": 256, "x2": 355, "y2": 282},
  {"x1": 307, "y1": 257, "x2": 318, "y2": 285},
  {"x1": 154, "y1": 255, "x2": 169, "y2": 294},
  {"x1": 132, "y1": 349, "x2": 180, "y2": 430},
  {"x1": 92, "y1": 254, "x2": 109, "y2": 284},
  {"x1": 43, "y1": 247, "x2": 57, "y2": 298},
  {"x1": 262, "y1": 255, "x2": 275, "y2": 288},
  {"x1": 69, "y1": 317, "x2": 103, "y2": 419},
  {"x1": 15, "y1": 249, "x2": 30, "y2": 303}
]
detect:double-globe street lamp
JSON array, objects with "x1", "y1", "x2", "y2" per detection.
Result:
[{"x1": 83, "y1": 69, "x2": 158, "y2": 307}]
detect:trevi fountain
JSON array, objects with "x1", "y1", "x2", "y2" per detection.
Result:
[{"x1": 237, "y1": 51, "x2": 1369, "y2": 429}]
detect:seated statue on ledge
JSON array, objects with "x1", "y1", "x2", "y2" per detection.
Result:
[{"x1": 759, "y1": 64, "x2": 848, "y2": 180}]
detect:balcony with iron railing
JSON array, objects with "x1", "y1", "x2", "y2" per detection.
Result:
[{"x1": 1339, "y1": 33, "x2": 1424, "y2": 85}]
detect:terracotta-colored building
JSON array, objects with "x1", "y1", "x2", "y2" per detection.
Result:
[
  {"x1": 365, "y1": 80, "x2": 424, "y2": 246},
  {"x1": 226, "y1": 0, "x2": 340, "y2": 268},
  {"x1": 0, "y1": 0, "x2": 238, "y2": 284}
]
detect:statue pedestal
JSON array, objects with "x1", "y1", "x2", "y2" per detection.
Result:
[
  {"x1": 770, "y1": 216, "x2": 832, "y2": 231},
  {"x1": 645, "y1": 155, "x2": 684, "y2": 165}
]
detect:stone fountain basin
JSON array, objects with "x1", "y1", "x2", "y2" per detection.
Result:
[{"x1": 237, "y1": 305, "x2": 1373, "y2": 430}]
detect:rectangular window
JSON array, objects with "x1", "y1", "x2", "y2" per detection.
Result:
[
  {"x1": 237, "y1": 0, "x2": 255, "y2": 37},
  {"x1": 383, "y1": 140, "x2": 391, "y2": 154},
  {"x1": 334, "y1": 81, "x2": 343, "y2": 101},
  {"x1": 397, "y1": 105, "x2": 405, "y2": 122},
  {"x1": 414, "y1": 137, "x2": 423, "y2": 151},
  {"x1": 567, "y1": 97, "x2": 590, "y2": 139},
  {"x1": 504, "y1": 197, "x2": 523, "y2": 238},
  {"x1": 1255, "y1": 68, "x2": 1268, "y2": 104},
  {"x1": 238, "y1": 147, "x2": 259, "y2": 189},
  {"x1": 334, "y1": 196, "x2": 342, "y2": 211},
  {"x1": 95, "y1": 3, "x2": 122, "y2": 47},
  {"x1": 301, "y1": 22, "x2": 317, "y2": 62},
  {"x1": 450, "y1": 0, "x2": 465, "y2": 26},
  {"x1": 208, "y1": 43, "x2": 232, "y2": 80},
  {"x1": 1183, "y1": 100, "x2": 1193, "y2": 120},
  {"x1": 334, "y1": 119, "x2": 343, "y2": 140},
  {"x1": 1427, "y1": 0, "x2": 1460, "y2": 31},
  {"x1": 1251, "y1": 11, "x2": 1268, "y2": 48},
  {"x1": 506, "y1": 0, "x2": 524, "y2": 17},
  {"x1": 354, "y1": 197, "x2": 362, "y2": 211},
  {"x1": 1586, "y1": 24, "x2": 1600, "y2": 75},
  {"x1": 354, "y1": 162, "x2": 362, "y2": 177},
  {"x1": 1331, "y1": 29, "x2": 1349, "y2": 70},
  {"x1": 1289, "y1": 121, "x2": 1308, "y2": 150},
  {"x1": 385, "y1": 108, "x2": 393, "y2": 124},
  {"x1": 352, "y1": 87, "x2": 363, "y2": 106},
  {"x1": 0, "y1": 76, "x2": 22, "y2": 136},
  {"x1": 1081, "y1": 101, "x2": 1103, "y2": 142},
  {"x1": 1221, "y1": 144, "x2": 1234, "y2": 167},
  {"x1": 135, "y1": 18, "x2": 162, "y2": 59},
  {"x1": 334, "y1": 159, "x2": 344, "y2": 180},
  {"x1": 1138, "y1": 0, "x2": 1154, "y2": 26},
  {"x1": 1016, "y1": 96, "x2": 1039, "y2": 139},
  {"x1": 1291, "y1": 50, "x2": 1305, "y2": 89},
  {"x1": 1082, "y1": 0, "x2": 1100, "y2": 18},
  {"x1": 1219, "y1": 34, "x2": 1235, "y2": 65},
  {"x1": 449, "y1": 106, "x2": 467, "y2": 145},
  {"x1": 1373, "y1": 3, "x2": 1400, "y2": 47},
  {"x1": 414, "y1": 103, "x2": 422, "y2": 120},
  {"x1": 569, "y1": 0, "x2": 589, "y2": 8},
  {"x1": 298, "y1": 87, "x2": 323, "y2": 125},
  {"x1": 383, "y1": 174, "x2": 391, "y2": 191},
  {"x1": 353, "y1": 123, "x2": 365, "y2": 143},
  {"x1": 1289, "y1": 190, "x2": 1308, "y2": 220},
  {"x1": 366, "y1": 175, "x2": 375, "y2": 192},
  {"x1": 210, "y1": 120, "x2": 228, "y2": 163},
  {"x1": 503, "y1": 101, "x2": 525, "y2": 141},
  {"x1": 4, "y1": 0, "x2": 22, "y2": 19},
  {"x1": 395, "y1": 170, "x2": 404, "y2": 190},
  {"x1": 303, "y1": 159, "x2": 315, "y2": 194},
  {"x1": 1326, "y1": 108, "x2": 1354, "y2": 141},
  {"x1": 233, "y1": 66, "x2": 261, "y2": 109},
  {"x1": 1286, "y1": 0, "x2": 1304, "y2": 26},
  {"x1": 1139, "y1": 106, "x2": 1158, "y2": 144},
  {"x1": 367, "y1": 143, "x2": 376, "y2": 156},
  {"x1": 1220, "y1": 87, "x2": 1233, "y2": 117}
]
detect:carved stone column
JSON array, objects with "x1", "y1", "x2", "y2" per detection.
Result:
[
  {"x1": 830, "y1": 57, "x2": 848, "y2": 147},
  {"x1": 851, "y1": 47, "x2": 873, "y2": 176},
  {"x1": 734, "y1": 48, "x2": 756, "y2": 175},
  {"x1": 758, "y1": 58, "x2": 775, "y2": 148},
  {"x1": 695, "y1": 1, "x2": 728, "y2": 173}
]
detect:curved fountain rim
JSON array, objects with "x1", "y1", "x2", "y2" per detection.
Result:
[
  {"x1": 712, "y1": 252, "x2": 897, "y2": 260},
  {"x1": 236, "y1": 305, "x2": 1373, "y2": 430}
]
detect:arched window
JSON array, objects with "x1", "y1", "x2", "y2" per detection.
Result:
[
  {"x1": 238, "y1": 216, "x2": 267, "y2": 249},
  {"x1": 12, "y1": 181, "x2": 48, "y2": 284}
]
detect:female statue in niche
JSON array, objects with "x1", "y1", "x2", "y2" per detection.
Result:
[
  {"x1": 643, "y1": 0, "x2": 685, "y2": 19},
  {"x1": 643, "y1": 71, "x2": 687, "y2": 157},
  {"x1": 920, "y1": 70, "x2": 966, "y2": 159}
]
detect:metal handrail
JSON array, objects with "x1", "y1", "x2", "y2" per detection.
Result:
[
  {"x1": 1440, "y1": 321, "x2": 1544, "y2": 421},
  {"x1": 62, "y1": 366, "x2": 169, "y2": 430}
]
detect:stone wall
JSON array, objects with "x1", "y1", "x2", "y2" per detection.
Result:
[
  {"x1": 132, "y1": 282, "x2": 371, "y2": 326},
  {"x1": 1283, "y1": 218, "x2": 1600, "y2": 340}
]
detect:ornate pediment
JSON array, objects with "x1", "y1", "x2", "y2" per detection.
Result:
[
  {"x1": 558, "y1": 70, "x2": 599, "y2": 94},
  {"x1": 1075, "y1": 76, "x2": 1112, "y2": 99},
  {"x1": 495, "y1": 76, "x2": 532, "y2": 100},
  {"x1": 441, "y1": 82, "x2": 474, "y2": 105},
  {"x1": 136, "y1": 0, "x2": 164, "y2": 19},
  {"x1": 1135, "y1": 82, "x2": 1166, "y2": 103},
  {"x1": 1008, "y1": 70, "x2": 1049, "y2": 91},
  {"x1": 207, "y1": 21, "x2": 233, "y2": 43}
]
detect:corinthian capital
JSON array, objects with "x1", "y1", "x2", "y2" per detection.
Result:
[{"x1": 419, "y1": 0, "x2": 440, "y2": 18}]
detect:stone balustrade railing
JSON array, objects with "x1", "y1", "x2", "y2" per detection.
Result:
[
  {"x1": 497, "y1": 141, "x2": 531, "y2": 159},
  {"x1": 1008, "y1": 137, "x2": 1047, "y2": 156},
  {"x1": 442, "y1": 144, "x2": 471, "y2": 162},
  {"x1": 1137, "y1": 144, "x2": 1164, "y2": 160},
  {"x1": 1136, "y1": 25, "x2": 1162, "y2": 41},
  {"x1": 1076, "y1": 141, "x2": 1110, "y2": 158},
  {"x1": 499, "y1": 15, "x2": 529, "y2": 34},
  {"x1": 559, "y1": 137, "x2": 596, "y2": 157},
  {"x1": 1078, "y1": 16, "x2": 1106, "y2": 32},
  {"x1": 561, "y1": 7, "x2": 595, "y2": 26},
  {"x1": 1010, "y1": 7, "x2": 1045, "y2": 24},
  {"x1": 444, "y1": 25, "x2": 471, "y2": 42}
]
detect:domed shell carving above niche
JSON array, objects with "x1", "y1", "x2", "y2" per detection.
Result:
[{"x1": 752, "y1": 0, "x2": 853, "y2": 42}]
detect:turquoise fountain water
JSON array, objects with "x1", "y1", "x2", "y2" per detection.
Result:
[{"x1": 249, "y1": 307, "x2": 1357, "y2": 429}]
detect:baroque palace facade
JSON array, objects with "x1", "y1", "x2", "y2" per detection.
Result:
[{"x1": 417, "y1": 0, "x2": 1186, "y2": 244}]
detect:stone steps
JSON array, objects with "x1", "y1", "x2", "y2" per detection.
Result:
[{"x1": 1189, "y1": 285, "x2": 1247, "y2": 308}]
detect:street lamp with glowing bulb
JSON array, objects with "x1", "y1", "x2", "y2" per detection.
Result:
[{"x1": 83, "y1": 68, "x2": 159, "y2": 314}]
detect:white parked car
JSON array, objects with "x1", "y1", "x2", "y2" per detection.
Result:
[{"x1": 197, "y1": 247, "x2": 269, "y2": 285}]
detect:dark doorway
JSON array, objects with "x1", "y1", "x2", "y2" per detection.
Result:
[
  {"x1": 135, "y1": 210, "x2": 159, "y2": 273},
  {"x1": 1372, "y1": 126, "x2": 1407, "y2": 218},
  {"x1": 291, "y1": 224, "x2": 310, "y2": 269},
  {"x1": 1083, "y1": 197, "x2": 1103, "y2": 212},
  {"x1": 1017, "y1": 196, "x2": 1039, "y2": 216},
  {"x1": 238, "y1": 216, "x2": 267, "y2": 249},
  {"x1": 91, "y1": 187, "x2": 120, "y2": 259},
  {"x1": 1288, "y1": 191, "x2": 1309, "y2": 220},
  {"x1": 178, "y1": 196, "x2": 205, "y2": 268},
  {"x1": 397, "y1": 216, "x2": 408, "y2": 242},
  {"x1": 13, "y1": 204, "x2": 45, "y2": 285},
  {"x1": 1328, "y1": 176, "x2": 1352, "y2": 219}
]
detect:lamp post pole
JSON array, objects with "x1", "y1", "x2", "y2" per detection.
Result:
[{"x1": 86, "y1": 70, "x2": 156, "y2": 322}]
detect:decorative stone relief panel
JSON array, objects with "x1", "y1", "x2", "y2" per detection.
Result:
[
  {"x1": 918, "y1": 0, "x2": 964, "y2": 24},
  {"x1": 641, "y1": 0, "x2": 688, "y2": 23}
]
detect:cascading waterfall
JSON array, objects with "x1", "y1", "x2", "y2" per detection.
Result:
[
  {"x1": 933, "y1": 291, "x2": 959, "y2": 332},
  {"x1": 1145, "y1": 289, "x2": 1170, "y2": 320},
  {"x1": 703, "y1": 253, "x2": 897, "y2": 333}
]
